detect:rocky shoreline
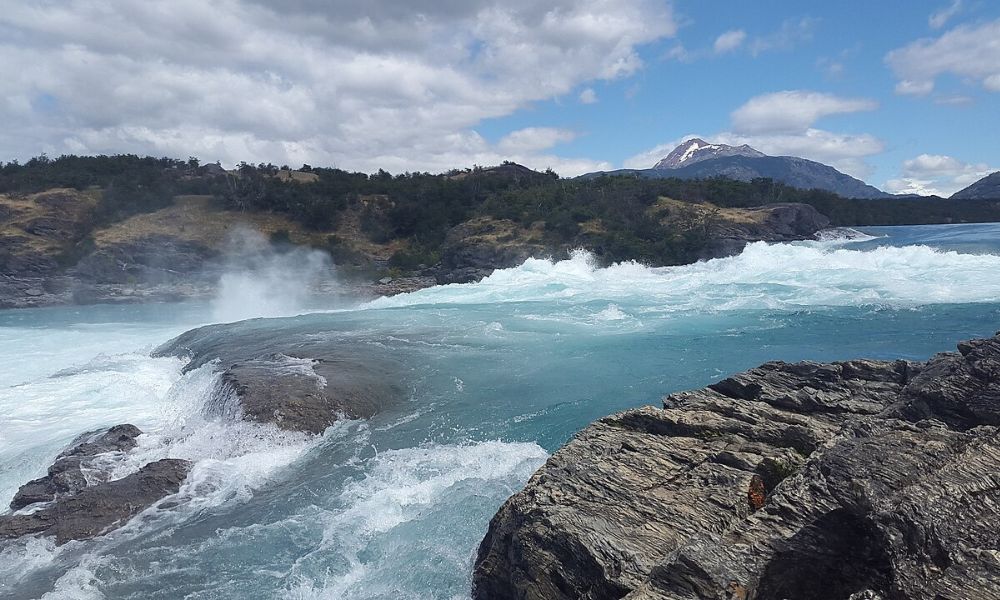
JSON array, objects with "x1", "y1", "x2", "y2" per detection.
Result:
[{"x1": 473, "y1": 334, "x2": 1000, "y2": 600}]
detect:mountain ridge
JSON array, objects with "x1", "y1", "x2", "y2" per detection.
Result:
[
  {"x1": 585, "y1": 140, "x2": 891, "y2": 199},
  {"x1": 951, "y1": 171, "x2": 1000, "y2": 200}
]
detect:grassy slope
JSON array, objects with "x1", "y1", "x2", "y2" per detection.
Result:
[{"x1": 0, "y1": 188, "x2": 100, "y2": 261}]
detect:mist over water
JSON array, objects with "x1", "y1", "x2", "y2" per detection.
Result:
[
  {"x1": 210, "y1": 228, "x2": 339, "y2": 323},
  {"x1": 2, "y1": 223, "x2": 1000, "y2": 599}
]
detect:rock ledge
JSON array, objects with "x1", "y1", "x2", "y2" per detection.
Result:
[{"x1": 473, "y1": 335, "x2": 1000, "y2": 600}]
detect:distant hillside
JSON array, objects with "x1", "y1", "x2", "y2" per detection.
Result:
[
  {"x1": 3, "y1": 153, "x2": 1000, "y2": 308},
  {"x1": 585, "y1": 139, "x2": 891, "y2": 199},
  {"x1": 951, "y1": 172, "x2": 1000, "y2": 200}
]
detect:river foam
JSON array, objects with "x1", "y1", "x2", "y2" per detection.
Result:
[{"x1": 365, "y1": 242, "x2": 1000, "y2": 311}]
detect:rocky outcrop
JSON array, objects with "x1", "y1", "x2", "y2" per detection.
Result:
[
  {"x1": 0, "y1": 189, "x2": 98, "y2": 278},
  {"x1": 699, "y1": 202, "x2": 831, "y2": 259},
  {"x1": 435, "y1": 218, "x2": 561, "y2": 284},
  {"x1": 72, "y1": 234, "x2": 216, "y2": 284},
  {"x1": 10, "y1": 424, "x2": 142, "y2": 510},
  {"x1": 0, "y1": 459, "x2": 190, "y2": 544},
  {"x1": 473, "y1": 335, "x2": 1000, "y2": 600},
  {"x1": 1, "y1": 425, "x2": 191, "y2": 545},
  {"x1": 154, "y1": 322, "x2": 404, "y2": 434}
]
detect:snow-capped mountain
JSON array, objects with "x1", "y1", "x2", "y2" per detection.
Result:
[
  {"x1": 652, "y1": 138, "x2": 765, "y2": 169},
  {"x1": 581, "y1": 139, "x2": 891, "y2": 199}
]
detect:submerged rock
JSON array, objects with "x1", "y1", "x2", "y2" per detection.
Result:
[
  {"x1": 215, "y1": 353, "x2": 396, "y2": 434},
  {"x1": 154, "y1": 319, "x2": 403, "y2": 434},
  {"x1": 1, "y1": 424, "x2": 191, "y2": 545},
  {"x1": 473, "y1": 335, "x2": 1000, "y2": 600}
]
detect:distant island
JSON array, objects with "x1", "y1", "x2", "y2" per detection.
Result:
[{"x1": 1, "y1": 148, "x2": 999, "y2": 308}]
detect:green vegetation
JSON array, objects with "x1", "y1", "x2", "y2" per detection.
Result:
[{"x1": 3, "y1": 154, "x2": 1000, "y2": 270}]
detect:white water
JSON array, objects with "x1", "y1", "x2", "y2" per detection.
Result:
[
  {"x1": 368, "y1": 242, "x2": 1000, "y2": 310},
  {"x1": 2, "y1": 224, "x2": 1000, "y2": 598}
]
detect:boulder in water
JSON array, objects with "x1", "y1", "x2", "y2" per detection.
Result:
[
  {"x1": 1, "y1": 459, "x2": 191, "y2": 544},
  {"x1": 1, "y1": 424, "x2": 191, "y2": 545},
  {"x1": 10, "y1": 424, "x2": 142, "y2": 510}
]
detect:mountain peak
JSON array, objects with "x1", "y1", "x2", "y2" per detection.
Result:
[{"x1": 653, "y1": 139, "x2": 766, "y2": 170}]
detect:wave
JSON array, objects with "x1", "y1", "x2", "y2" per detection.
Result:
[
  {"x1": 364, "y1": 243, "x2": 1000, "y2": 312},
  {"x1": 282, "y1": 440, "x2": 547, "y2": 599},
  {"x1": 812, "y1": 227, "x2": 882, "y2": 243}
]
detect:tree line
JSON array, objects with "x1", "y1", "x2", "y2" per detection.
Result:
[{"x1": 2, "y1": 154, "x2": 999, "y2": 267}]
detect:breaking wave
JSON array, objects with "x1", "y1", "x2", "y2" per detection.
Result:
[{"x1": 365, "y1": 242, "x2": 1000, "y2": 311}]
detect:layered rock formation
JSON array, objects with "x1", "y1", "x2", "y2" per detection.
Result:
[
  {"x1": 0, "y1": 424, "x2": 191, "y2": 544},
  {"x1": 474, "y1": 334, "x2": 1000, "y2": 599}
]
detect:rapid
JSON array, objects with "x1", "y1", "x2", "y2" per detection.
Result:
[{"x1": 2, "y1": 223, "x2": 1000, "y2": 599}]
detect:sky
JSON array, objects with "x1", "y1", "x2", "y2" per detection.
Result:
[{"x1": 0, "y1": 0, "x2": 998, "y2": 196}]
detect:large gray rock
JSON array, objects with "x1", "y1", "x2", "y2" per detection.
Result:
[
  {"x1": 154, "y1": 320, "x2": 403, "y2": 434},
  {"x1": 473, "y1": 335, "x2": 1000, "y2": 600},
  {"x1": 72, "y1": 234, "x2": 215, "y2": 284}
]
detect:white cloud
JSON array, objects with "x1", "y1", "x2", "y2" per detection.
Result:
[
  {"x1": 497, "y1": 127, "x2": 577, "y2": 154},
  {"x1": 579, "y1": 88, "x2": 598, "y2": 104},
  {"x1": 819, "y1": 59, "x2": 845, "y2": 79},
  {"x1": 929, "y1": 0, "x2": 962, "y2": 29},
  {"x1": 713, "y1": 29, "x2": 746, "y2": 54},
  {"x1": 749, "y1": 17, "x2": 817, "y2": 57},
  {"x1": 0, "y1": 0, "x2": 676, "y2": 173},
  {"x1": 903, "y1": 153, "x2": 967, "y2": 175},
  {"x1": 715, "y1": 130, "x2": 883, "y2": 179},
  {"x1": 884, "y1": 178, "x2": 942, "y2": 196},
  {"x1": 895, "y1": 80, "x2": 936, "y2": 96},
  {"x1": 666, "y1": 19, "x2": 812, "y2": 63},
  {"x1": 886, "y1": 18, "x2": 1000, "y2": 96},
  {"x1": 730, "y1": 90, "x2": 878, "y2": 134},
  {"x1": 662, "y1": 43, "x2": 690, "y2": 62},
  {"x1": 933, "y1": 94, "x2": 974, "y2": 106},
  {"x1": 885, "y1": 153, "x2": 995, "y2": 196}
]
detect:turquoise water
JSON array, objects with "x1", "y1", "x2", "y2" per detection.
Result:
[{"x1": 1, "y1": 223, "x2": 1000, "y2": 599}]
